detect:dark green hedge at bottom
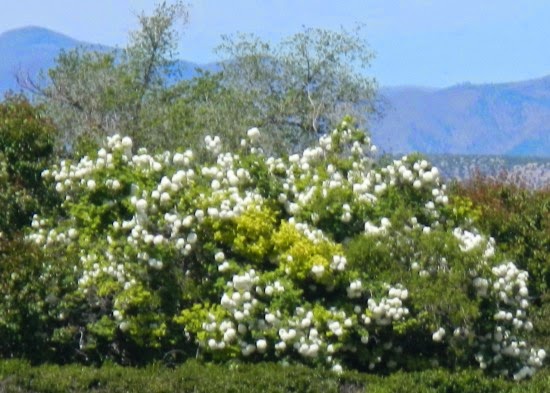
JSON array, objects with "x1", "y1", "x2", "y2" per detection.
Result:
[{"x1": 0, "y1": 360, "x2": 548, "y2": 393}]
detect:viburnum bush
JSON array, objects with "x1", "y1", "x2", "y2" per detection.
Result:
[{"x1": 22, "y1": 119, "x2": 545, "y2": 379}]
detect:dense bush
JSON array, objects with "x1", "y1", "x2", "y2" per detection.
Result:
[
  {"x1": 0, "y1": 96, "x2": 65, "y2": 363},
  {"x1": 452, "y1": 175, "x2": 549, "y2": 297},
  {"x1": 0, "y1": 94, "x2": 58, "y2": 236},
  {"x1": 3, "y1": 120, "x2": 545, "y2": 379}
]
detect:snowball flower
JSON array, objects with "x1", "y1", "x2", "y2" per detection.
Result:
[
  {"x1": 256, "y1": 339, "x2": 267, "y2": 352},
  {"x1": 187, "y1": 232, "x2": 198, "y2": 244},
  {"x1": 332, "y1": 364, "x2": 343, "y2": 374},
  {"x1": 135, "y1": 199, "x2": 148, "y2": 212},
  {"x1": 112, "y1": 179, "x2": 121, "y2": 190},
  {"x1": 173, "y1": 153, "x2": 185, "y2": 165},
  {"x1": 422, "y1": 172, "x2": 434, "y2": 182},
  {"x1": 215, "y1": 251, "x2": 225, "y2": 263},
  {"x1": 247, "y1": 127, "x2": 260, "y2": 140},
  {"x1": 160, "y1": 192, "x2": 171, "y2": 204},
  {"x1": 432, "y1": 327, "x2": 446, "y2": 342},
  {"x1": 68, "y1": 228, "x2": 78, "y2": 239},
  {"x1": 311, "y1": 264, "x2": 325, "y2": 278}
]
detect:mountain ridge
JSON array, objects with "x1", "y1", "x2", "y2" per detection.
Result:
[{"x1": 375, "y1": 77, "x2": 550, "y2": 157}]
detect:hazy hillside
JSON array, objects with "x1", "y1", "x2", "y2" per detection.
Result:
[
  {"x1": 374, "y1": 79, "x2": 550, "y2": 157},
  {"x1": 0, "y1": 26, "x2": 101, "y2": 93},
  {"x1": 0, "y1": 26, "x2": 209, "y2": 95}
]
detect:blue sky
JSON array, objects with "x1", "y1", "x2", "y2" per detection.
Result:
[{"x1": 1, "y1": 0, "x2": 549, "y2": 87}]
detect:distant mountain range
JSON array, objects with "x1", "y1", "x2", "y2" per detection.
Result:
[
  {"x1": 1, "y1": 26, "x2": 549, "y2": 157},
  {"x1": 374, "y1": 81, "x2": 550, "y2": 157}
]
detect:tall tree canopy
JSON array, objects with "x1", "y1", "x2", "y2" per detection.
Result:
[
  {"x1": 24, "y1": 1, "x2": 189, "y2": 153},
  {"x1": 213, "y1": 26, "x2": 379, "y2": 152}
]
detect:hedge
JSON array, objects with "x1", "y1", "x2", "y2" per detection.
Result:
[{"x1": 0, "y1": 360, "x2": 548, "y2": 393}]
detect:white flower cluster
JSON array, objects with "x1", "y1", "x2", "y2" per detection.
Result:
[
  {"x1": 381, "y1": 157, "x2": 446, "y2": 200},
  {"x1": 472, "y1": 262, "x2": 540, "y2": 379},
  {"x1": 33, "y1": 131, "x2": 267, "y2": 324},
  {"x1": 77, "y1": 253, "x2": 133, "y2": 290},
  {"x1": 432, "y1": 327, "x2": 446, "y2": 342},
  {"x1": 347, "y1": 280, "x2": 363, "y2": 299},
  {"x1": 453, "y1": 228, "x2": 495, "y2": 257},
  {"x1": 266, "y1": 128, "x2": 452, "y2": 242},
  {"x1": 289, "y1": 219, "x2": 328, "y2": 244},
  {"x1": 205, "y1": 267, "x2": 363, "y2": 368},
  {"x1": 266, "y1": 126, "x2": 377, "y2": 222},
  {"x1": 364, "y1": 217, "x2": 391, "y2": 236},
  {"x1": 204, "y1": 135, "x2": 222, "y2": 154},
  {"x1": 365, "y1": 286, "x2": 410, "y2": 326}
]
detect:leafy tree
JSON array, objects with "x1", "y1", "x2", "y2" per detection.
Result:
[
  {"x1": 172, "y1": 70, "x2": 258, "y2": 152},
  {"x1": 24, "y1": 1, "x2": 189, "y2": 153},
  {"x1": 213, "y1": 26, "x2": 379, "y2": 152}
]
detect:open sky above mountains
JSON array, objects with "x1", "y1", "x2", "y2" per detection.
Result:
[{"x1": 1, "y1": 0, "x2": 550, "y2": 88}]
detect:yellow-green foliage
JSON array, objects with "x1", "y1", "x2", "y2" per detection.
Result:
[
  {"x1": 272, "y1": 222, "x2": 343, "y2": 284},
  {"x1": 231, "y1": 205, "x2": 277, "y2": 263}
]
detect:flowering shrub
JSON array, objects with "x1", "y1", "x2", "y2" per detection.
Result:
[{"x1": 21, "y1": 119, "x2": 545, "y2": 378}]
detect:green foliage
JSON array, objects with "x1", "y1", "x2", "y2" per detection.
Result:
[
  {"x1": 0, "y1": 236, "x2": 49, "y2": 360},
  {"x1": 530, "y1": 292, "x2": 550, "y2": 352},
  {"x1": 0, "y1": 234, "x2": 82, "y2": 363}
]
